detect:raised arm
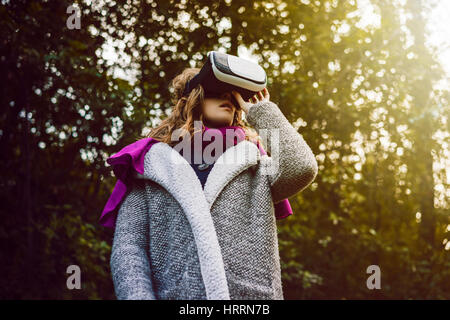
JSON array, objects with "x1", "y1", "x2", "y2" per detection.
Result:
[
  {"x1": 110, "y1": 179, "x2": 156, "y2": 300},
  {"x1": 246, "y1": 100, "x2": 318, "y2": 204}
]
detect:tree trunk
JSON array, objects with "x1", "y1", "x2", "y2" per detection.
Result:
[{"x1": 406, "y1": 0, "x2": 436, "y2": 249}]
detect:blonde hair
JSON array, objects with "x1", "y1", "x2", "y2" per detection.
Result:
[{"x1": 143, "y1": 67, "x2": 262, "y2": 148}]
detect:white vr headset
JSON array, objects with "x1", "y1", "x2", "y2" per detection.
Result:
[{"x1": 182, "y1": 51, "x2": 267, "y2": 106}]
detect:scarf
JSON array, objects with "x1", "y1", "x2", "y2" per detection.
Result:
[{"x1": 99, "y1": 125, "x2": 292, "y2": 229}]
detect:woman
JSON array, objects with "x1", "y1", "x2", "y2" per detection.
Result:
[{"x1": 103, "y1": 67, "x2": 318, "y2": 299}]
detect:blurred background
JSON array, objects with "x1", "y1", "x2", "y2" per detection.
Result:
[{"x1": 0, "y1": 0, "x2": 449, "y2": 299}]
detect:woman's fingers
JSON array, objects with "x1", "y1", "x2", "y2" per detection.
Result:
[
  {"x1": 263, "y1": 87, "x2": 270, "y2": 100},
  {"x1": 232, "y1": 90, "x2": 243, "y2": 104},
  {"x1": 258, "y1": 91, "x2": 264, "y2": 100},
  {"x1": 232, "y1": 88, "x2": 270, "y2": 110},
  {"x1": 253, "y1": 88, "x2": 269, "y2": 102},
  {"x1": 232, "y1": 91, "x2": 250, "y2": 110}
]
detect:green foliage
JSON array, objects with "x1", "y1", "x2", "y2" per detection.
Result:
[{"x1": 1, "y1": 0, "x2": 449, "y2": 299}]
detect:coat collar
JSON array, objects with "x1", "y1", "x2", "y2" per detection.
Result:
[
  {"x1": 138, "y1": 139, "x2": 261, "y2": 212},
  {"x1": 135, "y1": 139, "x2": 260, "y2": 300}
]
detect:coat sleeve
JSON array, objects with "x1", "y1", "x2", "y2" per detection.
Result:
[
  {"x1": 110, "y1": 178, "x2": 156, "y2": 300},
  {"x1": 246, "y1": 100, "x2": 318, "y2": 204}
]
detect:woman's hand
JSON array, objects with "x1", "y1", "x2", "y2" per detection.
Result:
[{"x1": 232, "y1": 87, "x2": 271, "y2": 114}]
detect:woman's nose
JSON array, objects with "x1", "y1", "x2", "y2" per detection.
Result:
[{"x1": 221, "y1": 92, "x2": 232, "y2": 100}]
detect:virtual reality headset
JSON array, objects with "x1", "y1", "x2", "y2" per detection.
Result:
[{"x1": 182, "y1": 51, "x2": 267, "y2": 106}]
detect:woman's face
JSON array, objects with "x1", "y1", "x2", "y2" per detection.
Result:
[{"x1": 201, "y1": 91, "x2": 237, "y2": 128}]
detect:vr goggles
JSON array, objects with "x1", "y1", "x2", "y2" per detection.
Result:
[{"x1": 182, "y1": 51, "x2": 267, "y2": 108}]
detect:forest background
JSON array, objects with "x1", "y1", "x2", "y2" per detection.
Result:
[{"x1": 1, "y1": 0, "x2": 449, "y2": 299}]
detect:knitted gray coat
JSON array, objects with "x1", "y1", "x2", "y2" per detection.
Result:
[{"x1": 110, "y1": 100, "x2": 318, "y2": 300}]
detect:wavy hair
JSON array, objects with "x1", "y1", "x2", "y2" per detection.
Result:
[{"x1": 144, "y1": 67, "x2": 263, "y2": 149}]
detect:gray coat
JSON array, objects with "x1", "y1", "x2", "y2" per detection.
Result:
[{"x1": 110, "y1": 100, "x2": 318, "y2": 300}]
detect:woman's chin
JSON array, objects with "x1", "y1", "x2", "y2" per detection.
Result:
[{"x1": 204, "y1": 118, "x2": 233, "y2": 128}]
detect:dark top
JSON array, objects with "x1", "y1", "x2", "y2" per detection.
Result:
[
  {"x1": 190, "y1": 161, "x2": 214, "y2": 189},
  {"x1": 176, "y1": 143, "x2": 216, "y2": 189}
]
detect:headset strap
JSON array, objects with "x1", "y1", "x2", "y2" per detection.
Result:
[{"x1": 182, "y1": 72, "x2": 202, "y2": 97}]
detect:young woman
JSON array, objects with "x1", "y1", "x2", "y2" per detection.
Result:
[{"x1": 104, "y1": 67, "x2": 318, "y2": 300}]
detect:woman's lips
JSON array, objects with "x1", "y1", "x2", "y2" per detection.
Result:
[{"x1": 219, "y1": 103, "x2": 233, "y2": 111}]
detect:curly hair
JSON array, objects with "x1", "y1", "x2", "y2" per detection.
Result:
[{"x1": 145, "y1": 67, "x2": 263, "y2": 149}]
